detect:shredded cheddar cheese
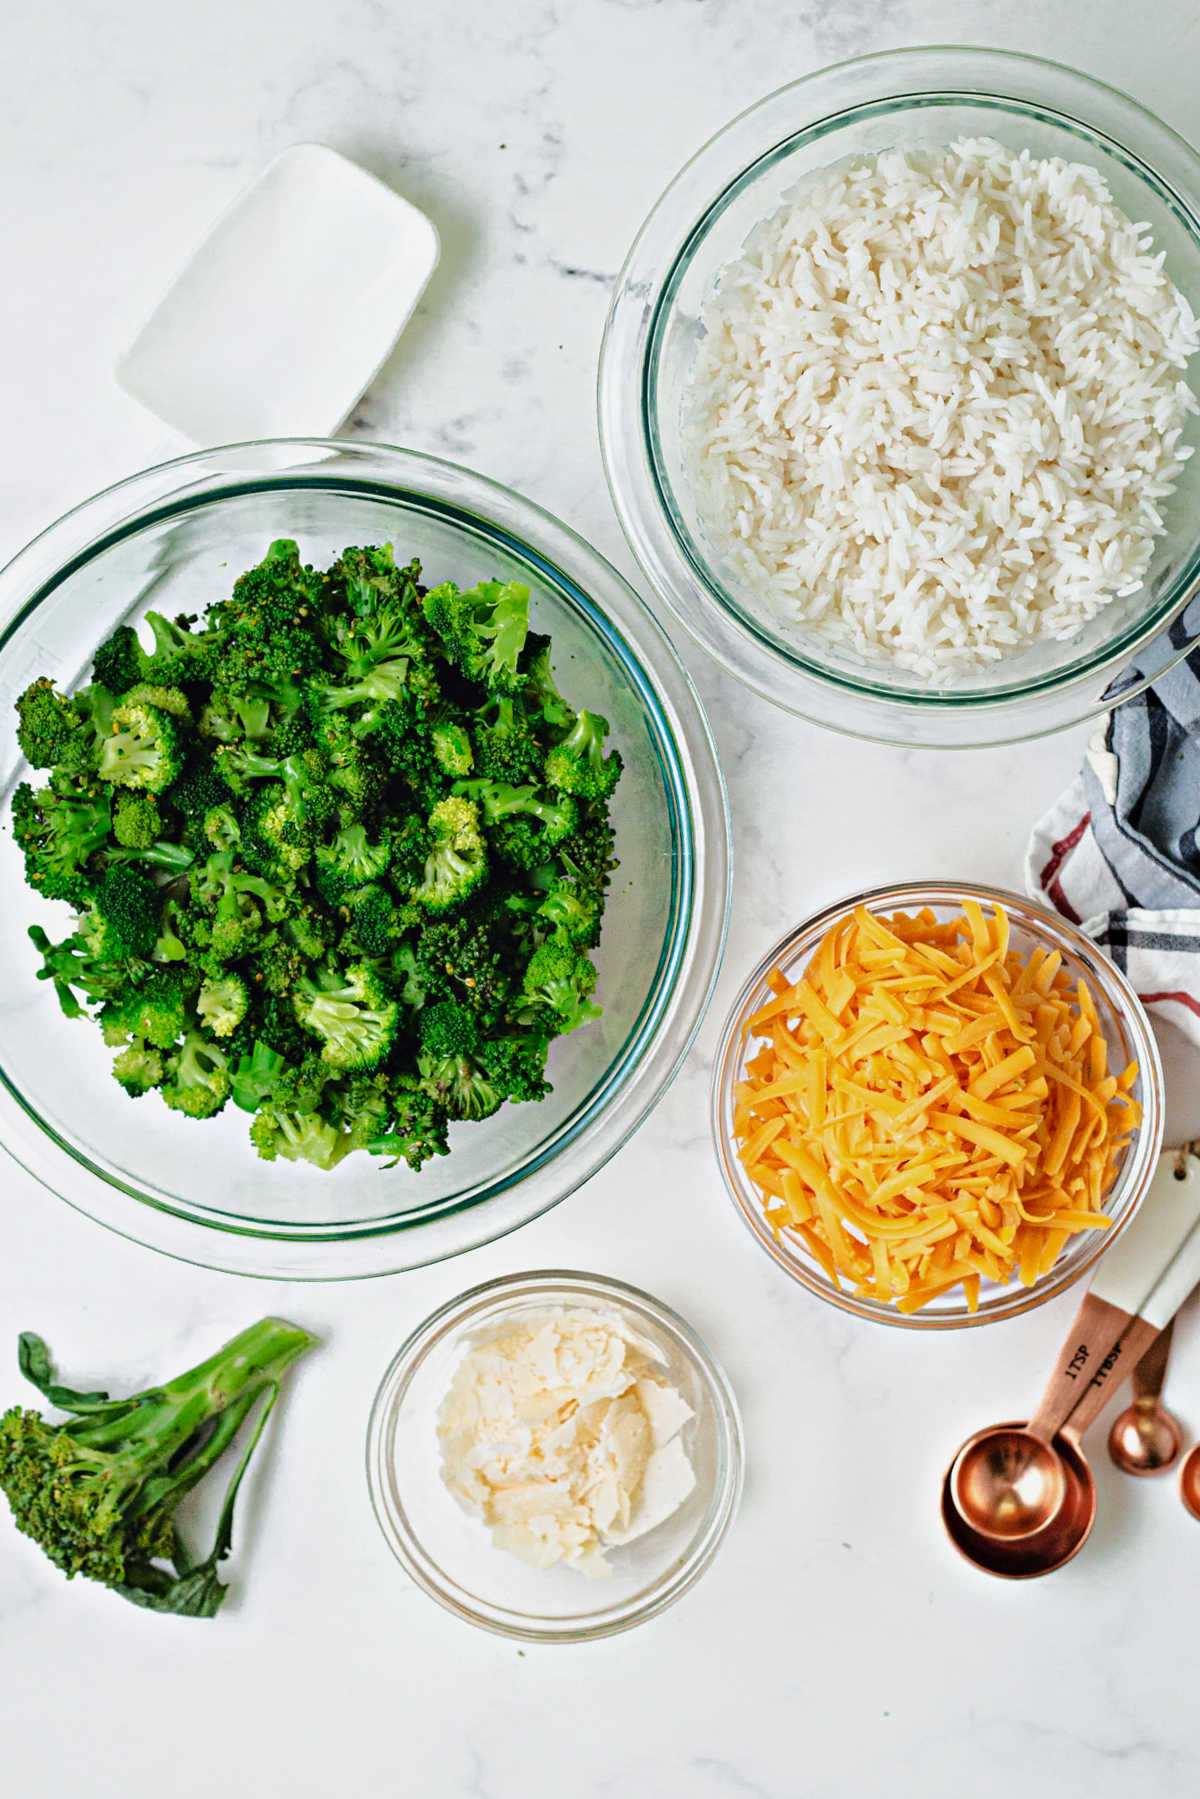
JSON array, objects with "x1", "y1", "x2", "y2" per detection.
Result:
[{"x1": 733, "y1": 902, "x2": 1140, "y2": 1313}]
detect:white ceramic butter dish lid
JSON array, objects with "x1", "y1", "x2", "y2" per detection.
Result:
[{"x1": 116, "y1": 143, "x2": 439, "y2": 442}]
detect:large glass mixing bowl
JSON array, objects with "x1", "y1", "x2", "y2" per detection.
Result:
[
  {"x1": 0, "y1": 442, "x2": 731, "y2": 1277},
  {"x1": 599, "y1": 48, "x2": 1200, "y2": 746}
]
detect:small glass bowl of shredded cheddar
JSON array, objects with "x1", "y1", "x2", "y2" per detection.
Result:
[
  {"x1": 712, "y1": 883, "x2": 1164, "y2": 1328},
  {"x1": 366, "y1": 1271, "x2": 743, "y2": 1640}
]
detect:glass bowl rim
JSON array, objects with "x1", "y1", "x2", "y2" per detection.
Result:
[
  {"x1": 598, "y1": 45, "x2": 1200, "y2": 740},
  {"x1": 364, "y1": 1267, "x2": 745, "y2": 1641},
  {"x1": 0, "y1": 439, "x2": 733, "y2": 1278},
  {"x1": 709, "y1": 878, "x2": 1166, "y2": 1329}
]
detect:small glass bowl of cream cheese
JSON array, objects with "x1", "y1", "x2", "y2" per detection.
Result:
[{"x1": 366, "y1": 1271, "x2": 744, "y2": 1641}]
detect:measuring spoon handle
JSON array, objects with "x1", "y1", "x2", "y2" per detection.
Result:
[
  {"x1": 1060, "y1": 1317, "x2": 1161, "y2": 1440},
  {"x1": 1026, "y1": 1151, "x2": 1200, "y2": 1443},
  {"x1": 1025, "y1": 1292, "x2": 1133, "y2": 1442},
  {"x1": 1064, "y1": 1204, "x2": 1200, "y2": 1439}
]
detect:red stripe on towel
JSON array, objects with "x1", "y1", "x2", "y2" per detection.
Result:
[
  {"x1": 1139, "y1": 989, "x2": 1200, "y2": 1021},
  {"x1": 1037, "y1": 812, "x2": 1090, "y2": 924}
]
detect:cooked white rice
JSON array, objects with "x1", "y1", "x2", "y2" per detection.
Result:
[{"x1": 683, "y1": 137, "x2": 1200, "y2": 678}]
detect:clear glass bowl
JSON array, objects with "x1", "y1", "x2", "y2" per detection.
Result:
[
  {"x1": 0, "y1": 441, "x2": 731, "y2": 1278},
  {"x1": 365, "y1": 1270, "x2": 744, "y2": 1640},
  {"x1": 599, "y1": 47, "x2": 1200, "y2": 747},
  {"x1": 710, "y1": 882, "x2": 1165, "y2": 1328}
]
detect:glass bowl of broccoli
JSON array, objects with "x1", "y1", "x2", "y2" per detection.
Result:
[{"x1": 0, "y1": 441, "x2": 730, "y2": 1276}]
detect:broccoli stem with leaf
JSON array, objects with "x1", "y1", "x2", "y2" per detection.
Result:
[{"x1": 0, "y1": 1318, "x2": 316, "y2": 1617}]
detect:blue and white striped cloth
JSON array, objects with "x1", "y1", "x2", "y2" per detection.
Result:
[{"x1": 1026, "y1": 610, "x2": 1200, "y2": 1045}]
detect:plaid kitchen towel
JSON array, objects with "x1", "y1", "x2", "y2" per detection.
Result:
[{"x1": 1025, "y1": 612, "x2": 1200, "y2": 1048}]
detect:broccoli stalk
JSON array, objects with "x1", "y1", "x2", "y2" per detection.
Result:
[{"x1": 0, "y1": 1319, "x2": 316, "y2": 1616}]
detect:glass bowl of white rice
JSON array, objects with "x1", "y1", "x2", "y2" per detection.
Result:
[{"x1": 599, "y1": 47, "x2": 1200, "y2": 746}]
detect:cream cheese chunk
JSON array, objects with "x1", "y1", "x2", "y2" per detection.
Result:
[{"x1": 436, "y1": 1308, "x2": 695, "y2": 1578}]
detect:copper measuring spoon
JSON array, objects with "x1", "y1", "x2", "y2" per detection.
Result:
[
  {"x1": 1180, "y1": 1442, "x2": 1200, "y2": 1519},
  {"x1": 947, "y1": 1152, "x2": 1200, "y2": 1543},
  {"x1": 944, "y1": 1152, "x2": 1200, "y2": 1575},
  {"x1": 1108, "y1": 1320, "x2": 1183, "y2": 1476},
  {"x1": 940, "y1": 1326, "x2": 1148, "y2": 1578}
]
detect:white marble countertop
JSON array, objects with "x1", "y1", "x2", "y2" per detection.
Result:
[{"x1": 4, "y1": 3, "x2": 1200, "y2": 1794}]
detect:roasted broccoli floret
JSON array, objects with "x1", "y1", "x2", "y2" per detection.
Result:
[
  {"x1": 161, "y1": 1032, "x2": 232, "y2": 1119},
  {"x1": 313, "y1": 823, "x2": 392, "y2": 905},
  {"x1": 77, "y1": 866, "x2": 161, "y2": 963},
  {"x1": 293, "y1": 963, "x2": 400, "y2": 1071},
  {"x1": 520, "y1": 633, "x2": 576, "y2": 732},
  {"x1": 417, "y1": 1049, "x2": 502, "y2": 1121},
  {"x1": 12, "y1": 780, "x2": 112, "y2": 902},
  {"x1": 213, "y1": 744, "x2": 334, "y2": 833},
  {"x1": 412, "y1": 912, "x2": 510, "y2": 1015},
  {"x1": 367, "y1": 1077, "x2": 450, "y2": 1171},
  {"x1": 473, "y1": 694, "x2": 544, "y2": 785},
  {"x1": 328, "y1": 544, "x2": 422, "y2": 631},
  {"x1": 477, "y1": 1031, "x2": 552, "y2": 1105},
  {"x1": 430, "y1": 719, "x2": 473, "y2": 777},
  {"x1": 169, "y1": 753, "x2": 233, "y2": 833},
  {"x1": 409, "y1": 796, "x2": 488, "y2": 914},
  {"x1": 146, "y1": 607, "x2": 224, "y2": 675},
  {"x1": 283, "y1": 903, "x2": 333, "y2": 963},
  {"x1": 544, "y1": 710, "x2": 623, "y2": 801},
  {"x1": 201, "y1": 539, "x2": 326, "y2": 695},
  {"x1": 236, "y1": 782, "x2": 314, "y2": 880},
  {"x1": 97, "y1": 700, "x2": 183, "y2": 794},
  {"x1": 111, "y1": 790, "x2": 162, "y2": 850},
  {"x1": 346, "y1": 883, "x2": 404, "y2": 959},
  {"x1": 418, "y1": 999, "x2": 480, "y2": 1059},
  {"x1": 229, "y1": 1039, "x2": 287, "y2": 1114},
  {"x1": 198, "y1": 688, "x2": 273, "y2": 742},
  {"x1": 521, "y1": 931, "x2": 602, "y2": 1034},
  {"x1": 422, "y1": 578, "x2": 530, "y2": 691},
  {"x1": 560, "y1": 807, "x2": 619, "y2": 895},
  {"x1": 452, "y1": 778, "x2": 576, "y2": 844},
  {"x1": 0, "y1": 1319, "x2": 314, "y2": 1615},
  {"x1": 91, "y1": 626, "x2": 144, "y2": 695},
  {"x1": 112, "y1": 1039, "x2": 165, "y2": 1097},
  {"x1": 191, "y1": 849, "x2": 284, "y2": 932},
  {"x1": 249, "y1": 1106, "x2": 347, "y2": 1170},
  {"x1": 196, "y1": 973, "x2": 250, "y2": 1039},
  {"x1": 536, "y1": 877, "x2": 603, "y2": 947},
  {"x1": 120, "y1": 682, "x2": 192, "y2": 722},
  {"x1": 451, "y1": 778, "x2": 578, "y2": 871},
  {"x1": 100, "y1": 970, "x2": 189, "y2": 1051},
  {"x1": 203, "y1": 802, "x2": 241, "y2": 851},
  {"x1": 15, "y1": 679, "x2": 89, "y2": 771}
]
